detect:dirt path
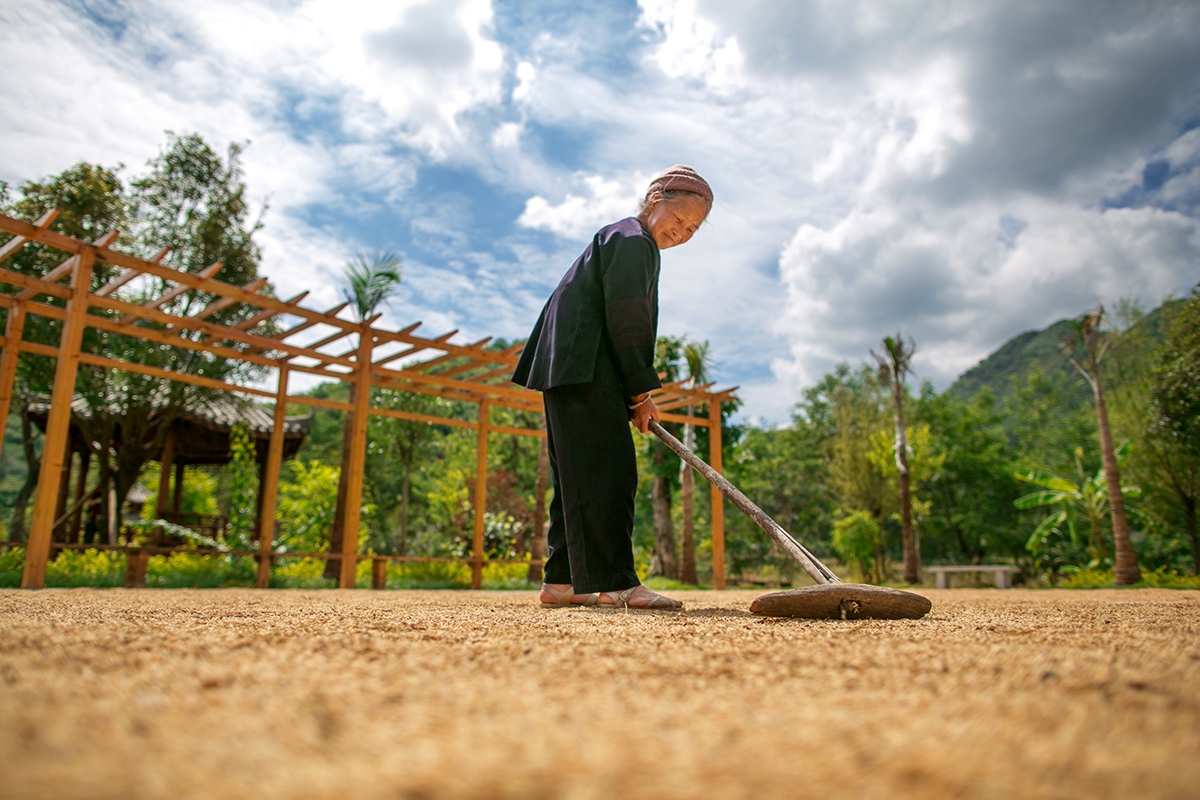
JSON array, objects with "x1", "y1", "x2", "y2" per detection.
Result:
[{"x1": 0, "y1": 588, "x2": 1197, "y2": 799}]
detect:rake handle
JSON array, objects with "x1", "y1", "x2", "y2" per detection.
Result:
[{"x1": 648, "y1": 420, "x2": 840, "y2": 585}]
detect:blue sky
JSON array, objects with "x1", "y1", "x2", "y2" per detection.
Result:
[{"x1": 2, "y1": 0, "x2": 1199, "y2": 423}]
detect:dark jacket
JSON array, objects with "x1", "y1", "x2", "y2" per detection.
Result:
[{"x1": 512, "y1": 218, "x2": 662, "y2": 398}]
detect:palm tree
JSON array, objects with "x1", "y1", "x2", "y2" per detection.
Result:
[
  {"x1": 678, "y1": 340, "x2": 712, "y2": 585},
  {"x1": 325, "y1": 250, "x2": 401, "y2": 580},
  {"x1": 871, "y1": 333, "x2": 920, "y2": 584},
  {"x1": 1062, "y1": 307, "x2": 1140, "y2": 585}
]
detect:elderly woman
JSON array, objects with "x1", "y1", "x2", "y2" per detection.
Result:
[{"x1": 512, "y1": 165, "x2": 712, "y2": 610}]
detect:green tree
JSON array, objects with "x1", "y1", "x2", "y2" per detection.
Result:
[
  {"x1": 225, "y1": 421, "x2": 258, "y2": 550},
  {"x1": 2, "y1": 163, "x2": 129, "y2": 540},
  {"x1": 276, "y1": 461, "x2": 339, "y2": 554},
  {"x1": 1147, "y1": 288, "x2": 1200, "y2": 570},
  {"x1": 831, "y1": 510, "x2": 883, "y2": 583},
  {"x1": 913, "y1": 387, "x2": 1023, "y2": 565}
]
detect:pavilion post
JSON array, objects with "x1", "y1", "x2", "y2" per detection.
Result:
[
  {"x1": 338, "y1": 332, "x2": 373, "y2": 589},
  {"x1": 22, "y1": 246, "x2": 94, "y2": 589},
  {"x1": 0, "y1": 301, "x2": 28, "y2": 465},
  {"x1": 472, "y1": 398, "x2": 489, "y2": 590},
  {"x1": 157, "y1": 427, "x2": 176, "y2": 517},
  {"x1": 69, "y1": 447, "x2": 90, "y2": 543},
  {"x1": 708, "y1": 398, "x2": 725, "y2": 590},
  {"x1": 256, "y1": 366, "x2": 288, "y2": 588}
]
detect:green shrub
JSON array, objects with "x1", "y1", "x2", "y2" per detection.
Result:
[
  {"x1": 46, "y1": 549, "x2": 125, "y2": 587},
  {"x1": 1059, "y1": 566, "x2": 1200, "y2": 589}
]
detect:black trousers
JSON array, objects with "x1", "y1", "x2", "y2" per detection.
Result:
[{"x1": 542, "y1": 351, "x2": 641, "y2": 594}]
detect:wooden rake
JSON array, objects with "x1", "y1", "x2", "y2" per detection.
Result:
[{"x1": 649, "y1": 420, "x2": 931, "y2": 620}]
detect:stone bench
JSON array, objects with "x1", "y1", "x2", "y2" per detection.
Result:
[{"x1": 927, "y1": 565, "x2": 1017, "y2": 589}]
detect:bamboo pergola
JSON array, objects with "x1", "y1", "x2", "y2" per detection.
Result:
[{"x1": 0, "y1": 210, "x2": 739, "y2": 590}]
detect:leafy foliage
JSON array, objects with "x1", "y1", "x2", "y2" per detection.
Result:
[{"x1": 225, "y1": 420, "x2": 258, "y2": 549}]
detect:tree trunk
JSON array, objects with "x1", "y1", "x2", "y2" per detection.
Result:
[
  {"x1": 893, "y1": 385, "x2": 919, "y2": 584},
  {"x1": 399, "y1": 461, "x2": 410, "y2": 557},
  {"x1": 324, "y1": 389, "x2": 356, "y2": 580},
  {"x1": 527, "y1": 436, "x2": 548, "y2": 584},
  {"x1": 650, "y1": 450, "x2": 678, "y2": 579},
  {"x1": 678, "y1": 411, "x2": 698, "y2": 584},
  {"x1": 9, "y1": 404, "x2": 41, "y2": 542},
  {"x1": 1094, "y1": 382, "x2": 1140, "y2": 584}
]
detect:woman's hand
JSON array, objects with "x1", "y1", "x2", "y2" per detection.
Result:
[{"x1": 628, "y1": 393, "x2": 660, "y2": 434}]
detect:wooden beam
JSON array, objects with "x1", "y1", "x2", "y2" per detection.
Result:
[
  {"x1": 285, "y1": 394, "x2": 353, "y2": 413},
  {"x1": 0, "y1": 210, "x2": 58, "y2": 265},
  {"x1": 121, "y1": 261, "x2": 222, "y2": 322},
  {"x1": 73, "y1": 352, "x2": 276, "y2": 399},
  {"x1": 0, "y1": 301, "x2": 27, "y2": 465},
  {"x1": 22, "y1": 246, "x2": 94, "y2": 589},
  {"x1": 368, "y1": 405, "x2": 477, "y2": 430},
  {"x1": 230, "y1": 290, "x2": 308, "y2": 331},
  {"x1": 709, "y1": 397, "x2": 725, "y2": 591},
  {"x1": 183, "y1": 277, "x2": 269, "y2": 323},
  {"x1": 256, "y1": 367, "x2": 289, "y2": 588},
  {"x1": 338, "y1": 330, "x2": 374, "y2": 588},
  {"x1": 93, "y1": 268, "x2": 139, "y2": 297},
  {"x1": 0, "y1": 266, "x2": 73, "y2": 300},
  {"x1": 472, "y1": 398, "x2": 489, "y2": 590},
  {"x1": 88, "y1": 293, "x2": 356, "y2": 369},
  {"x1": 14, "y1": 254, "x2": 78, "y2": 301},
  {"x1": 658, "y1": 411, "x2": 711, "y2": 428}
]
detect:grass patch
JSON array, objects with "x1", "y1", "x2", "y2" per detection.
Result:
[{"x1": 1059, "y1": 566, "x2": 1200, "y2": 589}]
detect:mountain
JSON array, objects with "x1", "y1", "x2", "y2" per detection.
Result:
[
  {"x1": 947, "y1": 318, "x2": 1079, "y2": 404},
  {"x1": 947, "y1": 301, "x2": 1180, "y2": 405}
]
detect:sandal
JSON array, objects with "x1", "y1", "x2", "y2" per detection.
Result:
[
  {"x1": 539, "y1": 584, "x2": 600, "y2": 608},
  {"x1": 598, "y1": 586, "x2": 683, "y2": 610}
]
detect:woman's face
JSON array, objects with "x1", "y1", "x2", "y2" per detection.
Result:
[{"x1": 643, "y1": 193, "x2": 708, "y2": 250}]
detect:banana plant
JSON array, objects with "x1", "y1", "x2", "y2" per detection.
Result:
[{"x1": 1015, "y1": 444, "x2": 1140, "y2": 565}]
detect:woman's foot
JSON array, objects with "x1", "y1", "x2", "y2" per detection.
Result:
[
  {"x1": 539, "y1": 583, "x2": 600, "y2": 608},
  {"x1": 598, "y1": 585, "x2": 683, "y2": 610}
]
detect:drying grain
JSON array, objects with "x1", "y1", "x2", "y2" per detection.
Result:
[{"x1": 0, "y1": 588, "x2": 1197, "y2": 799}]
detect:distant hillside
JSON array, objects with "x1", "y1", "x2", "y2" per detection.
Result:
[
  {"x1": 948, "y1": 302, "x2": 1178, "y2": 405},
  {"x1": 948, "y1": 318, "x2": 1079, "y2": 404}
]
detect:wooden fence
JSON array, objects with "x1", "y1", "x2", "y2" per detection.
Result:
[{"x1": 0, "y1": 210, "x2": 738, "y2": 590}]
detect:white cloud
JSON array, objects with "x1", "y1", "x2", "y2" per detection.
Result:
[
  {"x1": 517, "y1": 174, "x2": 646, "y2": 240},
  {"x1": 774, "y1": 199, "x2": 1200, "y2": 392}
]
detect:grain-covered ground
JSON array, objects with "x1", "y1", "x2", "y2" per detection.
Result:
[{"x1": 0, "y1": 589, "x2": 1197, "y2": 800}]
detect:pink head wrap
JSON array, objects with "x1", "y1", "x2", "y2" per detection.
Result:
[{"x1": 646, "y1": 164, "x2": 713, "y2": 208}]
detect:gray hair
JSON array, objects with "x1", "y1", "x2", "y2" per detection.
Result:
[{"x1": 636, "y1": 188, "x2": 712, "y2": 217}]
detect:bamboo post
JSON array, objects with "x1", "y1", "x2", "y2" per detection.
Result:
[
  {"x1": 0, "y1": 301, "x2": 27, "y2": 465},
  {"x1": 338, "y1": 331, "x2": 373, "y2": 588},
  {"x1": 21, "y1": 247, "x2": 94, "y2": 589},
  {"x1": 157, "y1": 427, "x2": 175, "y2": 517},
  {"x1": 472, "y1": 398, "x2": 489, "y2": 590},
  {"x1": 69, "y1": 448, "x2": 90, "y2": 543},
  {"x1": 708, "y1": 398, "x2": 725, "y2": 590},
  {"x1": 256, "y1": 367, "x2": 289, "y2": 588}
]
